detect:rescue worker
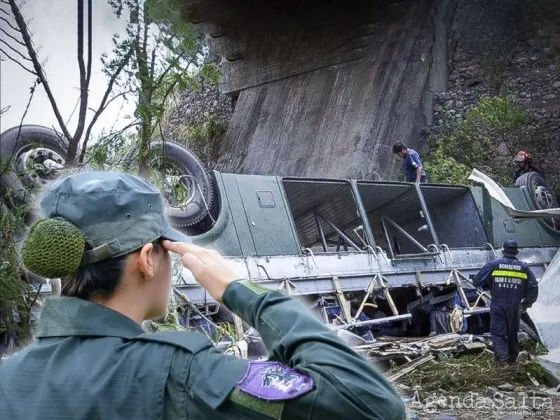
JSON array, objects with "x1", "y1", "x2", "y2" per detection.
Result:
[
  {"x1": 0, "y1": 171, "x2": 406, "y2": 420},
  {"x1": 392, "y1": 142, "x2": 428, "y2": 184},
  {"x1": 512, "y1": 150, "x2": 544, "y2": 183},
  {"x1": 473, "y1": 239, "x2": 539, "y2": 365}
]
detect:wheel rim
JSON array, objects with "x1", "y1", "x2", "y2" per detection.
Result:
[
  {"x1": 149, "y1": 157, "x2": 196, "y2": 210},
  {"x1": 15, "y1": 147, "x2": 65, "y2": 188},
  {"x1": 533, "y1": 185, "x2": 554, "y2": 210},
  {"x1": 533, "y1": 184, "x2": 559, "y2": 230}
]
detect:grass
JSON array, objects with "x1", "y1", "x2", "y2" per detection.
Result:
[{"x1": 398, "y1": 351, "x2": 549, "y2": 393}]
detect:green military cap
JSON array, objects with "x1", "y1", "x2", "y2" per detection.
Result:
[{"x1": 22, "y1": 171, "x2": 190, "y2": 278}]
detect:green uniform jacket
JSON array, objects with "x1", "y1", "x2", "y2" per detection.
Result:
[{"x1": 0, "y1": 280, "x2": 405, "y2": 419}]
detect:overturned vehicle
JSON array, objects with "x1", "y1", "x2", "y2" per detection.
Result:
[{"x1": 2, "y1": 125, "x2": 560, "y2": 359}]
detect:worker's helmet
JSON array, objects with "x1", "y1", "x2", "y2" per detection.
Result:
[
  {"x1": 502, "y1": 239, "x2": 519, "y2": 257},
  {"x1": 513, "y1": 151, "x2": 530, "y2": 163}
]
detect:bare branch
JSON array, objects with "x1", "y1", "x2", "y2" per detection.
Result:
[
  {"x1": 82, "y1": 119, "x2": 140, "y2": 166},
  {"x1": 85, "y1": 0, "x2": 92, "y2": 87},
  {"x1": 79, "y1": 45, "x2": 134, "y2": 162},
  {"x1": 0, "y1": 38, "x2": 30, "y2": 61},
  {"x1": 101, "y1": 120, "x2": 140, "y2": 143},
  {"x1": 4, "y1": 79, "x2": 38, "y2": 170},
  {"x1": 0, "y1": 15, "x2": 20, "y2": 32},
  {"x1": 0, "y1": 7, "x2": 11, "y2": 16},
  {"x1": 71, "y1": 0, "x2": 88, "y2": 155},
  {"x1": 7, "y1": 0, "x2": 72, "y2": 142},
  {"x1": 86, "y1": 89, "x2": 133, "y2": 114},
  {"x1": 0, "y1": 47, "x2": 36, "y2": 74},
  {"x1": 0, "y1": 27, "x2": 26, "y2": 47},
  {"x1": 0, "y1": 105, "x2": 10, "y2": 115}
]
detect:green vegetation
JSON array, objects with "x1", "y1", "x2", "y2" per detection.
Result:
[
  {"x1": 175, "y1": 115, "x2": 228, "y2": 166},
  {"x1": 103, "y1": 0, "x2": 222, "y2": 176},
  {"x1": 399, "y1": 351, "x2": 548, "y2": 393},
  {"x1": 424, "y1": 94, "x2": 532, "y2": 185},
  {"x1": 521, "y1": 340, "x2": 549, "y2": 357},
  {"x1": 0, "y1": 199, "x2": 33, "y2": 351}
]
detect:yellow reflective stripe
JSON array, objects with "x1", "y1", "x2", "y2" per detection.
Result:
[{"x1": 491, "y1": 270, "x2": 528, "y2": 279}]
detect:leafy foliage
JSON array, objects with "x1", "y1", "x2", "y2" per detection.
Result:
[
  {"x1": 176, "y1": 115, "x2": 228, "y2": 166},
  {"x1": 104, "y1": 0, "x2": 221, "y2": 176},
  {"x1": 425, "y1": 95, "x2": 532, "y2": 186},
  {"x1": 423, "y1": 148, "x2": 473, "y2": 185},
  {"x1": 0, "y1": 198, "x2": 33, "y2": 353}
]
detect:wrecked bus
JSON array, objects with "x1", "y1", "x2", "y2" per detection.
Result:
[{"x1": 1, "y1": 125, "x2": 559, "y2": 357}]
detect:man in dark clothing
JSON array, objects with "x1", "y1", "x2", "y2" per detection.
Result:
[
  {"x1": 512, "y1": 151, "x2": 544, "y2": 183},
  {"x1": 473, "y1": 239, "x2": 539, "y2": 365},
  {"x1": 392, "y1": 142, "x2": 428, "y2": 184}
]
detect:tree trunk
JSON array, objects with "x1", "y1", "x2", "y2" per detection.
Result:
[
  {"x1": 137, "y1": 122, "x2": 151, "y2": 178},
  {"x1": 66, "y1": 136, "x2": 80, "y2": 165}
]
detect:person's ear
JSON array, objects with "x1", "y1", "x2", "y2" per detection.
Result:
[{"x1": 137, "y1": 243, "x2": 155, "y2": 278}]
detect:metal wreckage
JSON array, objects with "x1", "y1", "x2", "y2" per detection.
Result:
[{"x1": 2, "y1": 125, "x2": 560, "y2": 367}]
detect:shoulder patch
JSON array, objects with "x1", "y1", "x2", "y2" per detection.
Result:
[{"x1": 236, "y1": 361, "x2": 314, "y2": 401}]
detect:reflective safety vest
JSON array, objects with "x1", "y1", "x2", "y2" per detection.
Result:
[{"x1": 473, "y1": 256, "x2": 538, "y2": 307}]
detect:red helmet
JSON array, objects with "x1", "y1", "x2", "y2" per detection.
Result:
[{"x1": 513, "y1": 151, "x2": 530, "y2": 162}]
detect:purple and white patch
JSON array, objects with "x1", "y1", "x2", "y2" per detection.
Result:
[{"x1": 236, "y1": 361, "x2": 315, "y2": 401}]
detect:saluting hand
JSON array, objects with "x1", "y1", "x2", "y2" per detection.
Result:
[{"x1": 162, "y1": 241, "x2": 242, "y2": 303}]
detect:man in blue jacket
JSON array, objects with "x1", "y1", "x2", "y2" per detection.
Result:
[
  {"x1": 473, "y1": 239, "x2": 539, "y2": 365},
  {"x1": 392, "y1": 142, "x2": 428, "y2": 184}
]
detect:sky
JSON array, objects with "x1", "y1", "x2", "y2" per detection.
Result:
[{"x1": 0, "y1": 0, "x2": 134, "y2": 140}]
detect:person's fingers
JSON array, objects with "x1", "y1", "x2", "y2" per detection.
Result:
[
  {"x1": 162, "y1": 240, "x2": 188, "y2": 255},
  {"x1": 195, "y1": 247, "x2": 223, "y2": 264},
  {"x1": 181, "y1": 253, "x2": 207, "y2": 276},
  {"x1": 162, "y1": 241, "x2": 209, "y2": 257}
]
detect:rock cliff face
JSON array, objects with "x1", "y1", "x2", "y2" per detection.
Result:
[
  {"x1": 213, "y1": 0, "x2": 449, "y2": 181},
  {"x1": 171, "y1": 0, "x2": 454, "y2": 180},
  {"x1": 170, "y1": 0, "x2": 558, "y2": 185},
  {"x1": 165, "y1": 80, "x2": 234, "y2": 135}
]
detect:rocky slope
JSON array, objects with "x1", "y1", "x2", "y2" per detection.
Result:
[{"x1": 431, "y1": 0, "x2": 560, "y2": 189}]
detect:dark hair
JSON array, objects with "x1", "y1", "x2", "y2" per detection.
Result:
[
  {"x1": 392, "y1": 142, "x2": 406, "y2": 153},
  {"x1": 62, "y1": 239, "x2": 163, "y2": 300}
]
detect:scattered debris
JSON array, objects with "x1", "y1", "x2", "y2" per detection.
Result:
[
  {"x1": 388, "y1": 353, "x2": 435, "y2": 382},
  {"x1": 527, "y1": 372, "x2": 540, "y2": 387},
  {"x1": 497, "y1": 383, "x2": 514, "y2": 392}
]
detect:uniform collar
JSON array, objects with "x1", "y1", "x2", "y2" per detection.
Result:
[
  {"x1": 36, "y1": 296, "x2": 145, "y2": 338},
  {"x1": 502, "y1": 255, "x2": 519, "y2": 260}
]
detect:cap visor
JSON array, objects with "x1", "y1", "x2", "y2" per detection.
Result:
[
  {"x1": 513, "y1": 157, "x2": 525, "y2": 162},
  {"x1": 161, "y1": 227, "x2": 192, "y2": 244}
]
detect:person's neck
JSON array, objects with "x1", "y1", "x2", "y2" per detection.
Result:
[{"x1": 91, "y1": 293, "x2": 147, "y2": 325}]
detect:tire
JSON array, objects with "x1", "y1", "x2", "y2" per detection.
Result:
[
  {"x1": 0, "y1": 125, "x2": 69, "y2": 209},
  {"x1": 148, "y1": 140, "x2": 214, "y2": 228},
  {"x1": 515, "y1": 172, "x2": 559, "y2": 229}
]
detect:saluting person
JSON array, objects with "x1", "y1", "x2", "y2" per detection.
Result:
[{"x1": 0, "y1": 171, "x2": 405, "y2": 420}]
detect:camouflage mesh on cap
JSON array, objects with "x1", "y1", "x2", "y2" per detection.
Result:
[{"x1": 22, "y1": 218, "x2": 86, "y2": 278}]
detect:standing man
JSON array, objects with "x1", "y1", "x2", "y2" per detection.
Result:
[
  {"x1": 512, "y1": 150, "x2": 544, "y2": 183},
  {"x1": 473, "y1": 239, "x2": 539, "y2": 365},
  {"x1": 392, "y1": 142, "x2": 428, "y2": 184}
]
